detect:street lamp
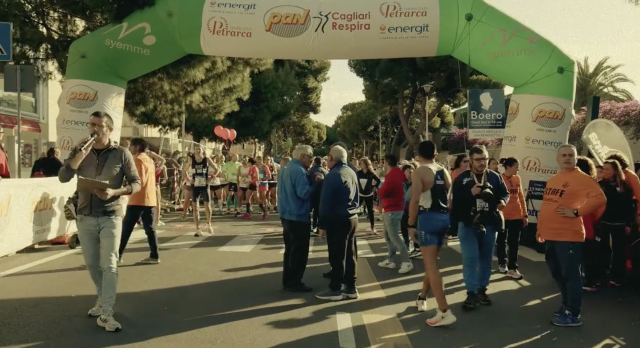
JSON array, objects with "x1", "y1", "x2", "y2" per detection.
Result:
[{"x1": 421, "y1": 84, "x2": 433, "y2": 141}]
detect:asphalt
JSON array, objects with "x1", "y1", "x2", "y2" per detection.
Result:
[{"x1": 0, "y1": 211, "x2": 638, "y2": 348}]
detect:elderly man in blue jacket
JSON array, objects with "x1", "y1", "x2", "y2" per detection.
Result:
[
  {"x1": 278, "y1": 145, "x2": 317, "y2": 292},
  {"x1": 315, "y1": 145, "x2": 360, "y2": 301}
]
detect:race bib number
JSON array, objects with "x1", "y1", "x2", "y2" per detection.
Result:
[
  {"x1": 194, "y1": 177, "x2": 207, "y2": 187},
  {"x1": 476, "y1": 199, "x2": 489, "y2": 212}
]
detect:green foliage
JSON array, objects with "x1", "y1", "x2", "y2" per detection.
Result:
[
  {"x1": 575, "y1": 57, "x2": 635, "y2": 112},
  {"x1": 334, "y1": 101, "x2": 383, "y2": 146},
  {"x1": 125, "y1": 56, "x2": 272, "y2": 142}
]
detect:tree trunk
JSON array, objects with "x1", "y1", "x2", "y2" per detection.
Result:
[
  {"x1": 264, "y1": 138, "x2": 273, "y2": 157},
  {"x1": 397, "y1": 84, "x2": 419, "y2": 149}
]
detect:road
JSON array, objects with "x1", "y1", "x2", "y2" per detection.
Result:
[{"x1": 0, "y1": 212, "x2": 637, "y2": 348}]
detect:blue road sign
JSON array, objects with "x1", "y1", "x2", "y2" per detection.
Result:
[{"x1": 0, "y1": 22, "x2": 13, "y2": 62}]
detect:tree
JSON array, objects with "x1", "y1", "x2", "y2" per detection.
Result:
[
  {"x1": 222, "y1": 60, "x2": 330, "y2": 153},
  {"x1": 125, "y1": 56, "x2": 272, "y2": 141},
  {"x1": 574, "y1": 57, "x2": 635, "y2": 112},
  {"x1": 569, "y1": 100, "x2": 640, "y2": 152}
]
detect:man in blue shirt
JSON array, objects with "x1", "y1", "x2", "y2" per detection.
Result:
[
  {"x1": 316, "y1": 146, "x2": 360, "y2": 301},
  {"x1": 277, "y1": 145, "x2": 316, "y2": 292}
]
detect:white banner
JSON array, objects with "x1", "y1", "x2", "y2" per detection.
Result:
[
  {"x1": 499, "y1": 93, "x2": 574, "y2": 223},
  {"x1": 0, "y1": 178, "x2": 78, "y2": 258},
  {"x1": 200, "y1": 0, "x2": 440, "y2": 59},
  {"x1": 56, "y1": 79, "x2": 125, "y2": 159}
]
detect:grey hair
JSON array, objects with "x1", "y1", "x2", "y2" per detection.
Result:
[
  {"x1": 292, "y1": 145, "x2": 313, "y2": 159},
  {"x1": 330, "y1": 145, "x2": 348, "y2": 163},
  {"x1": 557, "y1": 144, "x2": 577, "y2": 153}
]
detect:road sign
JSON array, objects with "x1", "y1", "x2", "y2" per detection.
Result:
[
  {"x1": 4, "y1": 65, "x2": 36, "y2": 93},
  {"x1": 0, "y1": 22, "x2": 12, "y2": 62}
]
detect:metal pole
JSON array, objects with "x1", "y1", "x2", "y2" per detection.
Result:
[
  {"x1": 181, "y1": 110, "x2": 186, "y2": 153},
  {"x1": 16, "y1": 67, "x2": 22, "y2": 178},
  {"x1": 425, "y1": 96, "x2": 429, "y2": 142}
]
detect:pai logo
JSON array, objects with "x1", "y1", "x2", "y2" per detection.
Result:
[
  {"x1": 207, "y1": 16, "x2": 252, "y2": 38},
  {"x1": 264, "y1": 6, "x2": 311, "y2": 38},
  {"x1": 531, "y1": 102, "x2": 567, "y2": 129},
  {"x1": 66, "y1": 85, "x2": 98, "y2": 109},
  {"x1": 506, "y1": 100, "x2": 520, "y2": 124},
  {"x1": 59, "y1": 136, "x2": 74, "y2": 153}
]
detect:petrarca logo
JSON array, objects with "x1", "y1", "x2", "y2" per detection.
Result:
[
  {"x1": 104, "y1": 22, "x2": 156, "y2": 56},
  {"x1": 264, "y1": 6, "x2": 311, "y2": 38},
  {"x1": 481, "y1": 26, "x2": 539, "y2": 60},
  {"x1": 207, "y1": 17, "x2": 252, "y2": 38},
  {"x1": 521, "y1": 156, "x2": 557, "y2": 176},
  {"x1": 313, "y1": 12, "x2": 371, "y2": 33},
  {"x1": 379, "y1": 2, "x2": 428, "y2": 18}
]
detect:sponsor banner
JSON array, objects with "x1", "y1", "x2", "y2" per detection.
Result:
[
  {"x1": 582, "y1": 118, "x2": 634, "y2": 166},
  {"x1": 467, "y1": 89, "x2": 506, "y2": 139},
  {"x1": 200, "y1": 0, "x2": 440, "y2": 59},
  {"x1": 0, "y1": 178, "x2": 78, "y2": 258},
  {"x1": 56, "y1": 80, "x2": 125, "y2": 159},
  {"x1": 525, "y1": 180, "x2": 546, "y2": 223},
  {"x1": 499, "y1": 94, "x2": 573, "y2": 200}
]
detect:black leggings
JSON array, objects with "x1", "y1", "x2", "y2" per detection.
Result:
[{"x1": 361, "y1": 195, "x2": 374, "y2": 229}]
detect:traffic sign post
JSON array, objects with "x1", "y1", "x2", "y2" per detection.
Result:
[
  {"x1": 0, "y1": 22, "x2": 13, "y2": 62},
  {"x1": 3, "y1": 65, "x2": 36, "y2": 178}
]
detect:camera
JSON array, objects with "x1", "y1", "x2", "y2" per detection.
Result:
[{"x1": 479, "y1": 182, "x2": 494, "y2": 202}]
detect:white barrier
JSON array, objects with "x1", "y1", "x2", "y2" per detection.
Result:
[{"x1": 0, "y1": 177, "x2": 78, "y2": 258}]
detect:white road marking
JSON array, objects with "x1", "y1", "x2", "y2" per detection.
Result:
[
  {"x1": 357, "y1": 239, "x2": 375, "y2": 258},
  {"x1": 0, "y1": 229, "x2": 166, "y2": 278},
  {"x1": 362, "y1": 313, "x2": 412, "y2": 348},
  {"x1": 219, "y1": 234, "x2": 264, "y2": 252},
  {"x1": 336, "y1": 312, "x2": 356, "y2": 348}
]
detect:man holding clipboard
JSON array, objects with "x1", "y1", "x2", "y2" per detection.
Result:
[{"x1": 59, "y1": 111, "x2": 141, "y2": 332}]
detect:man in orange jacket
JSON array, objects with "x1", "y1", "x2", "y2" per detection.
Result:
[{"x1": 537, "y1": 144, "x2": 606, "y2": 327}]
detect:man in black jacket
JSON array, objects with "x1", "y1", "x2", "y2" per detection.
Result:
[
  {"x1": 309, "y1": 156, "x2": 328, "y2": 235},
  {"x1": 451, "y1": 145, "x2": 509, "y2": 311},
  {"x1": 315, "y1": 145, "x2": 359, "y2": 301}
]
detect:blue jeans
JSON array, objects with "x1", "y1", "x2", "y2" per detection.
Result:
[
  {"x1": 418, "y1": 211, "x2": 449, "y2": 248},
  {"x1": 545, "y1": 241, "x2": 583, "y2": 316},
  {"x1": 382, "y1": 211, "x2": 410, "y2": 263},
  {"x1": 458, "y1": 222, "x2": 497, "y2": 293},
  {"x1": 77, "y1": 215, "x2": 123, "y2": 315}
]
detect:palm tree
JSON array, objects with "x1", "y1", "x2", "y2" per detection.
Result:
[{"x1": 574, "y1": 56, "x2": 635, "y2": 112}]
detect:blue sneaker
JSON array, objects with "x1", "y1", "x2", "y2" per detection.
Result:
[
  {"x1": 551, "y1": 311, "x2": 583, "y2": 327},
  {"x1": 553, "y1": 305, "x2": 565, "y2": 317}
]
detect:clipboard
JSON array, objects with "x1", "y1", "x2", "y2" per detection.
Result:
[{"x1": 77, "y1": 176, "x2": 110, "y2": 191}]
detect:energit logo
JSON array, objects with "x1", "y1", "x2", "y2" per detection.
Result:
[
  {"x1": 104, "y1": 22, "x2": 156, "y2": 56},
  {"x1": 210, "y1": 1, "x2": 256, "y2": 11}
]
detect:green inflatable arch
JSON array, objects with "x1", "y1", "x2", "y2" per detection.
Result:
[{"x1": 57, "y1": 0, "x2": 576, "y2": 197}]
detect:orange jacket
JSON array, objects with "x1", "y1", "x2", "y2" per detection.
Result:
[
  {"x1": 128, "y1": 153, "x2": 158, "y2": 207},
  {"x1": 538, "y1": 168, "x2": 606, "y2": 242}
]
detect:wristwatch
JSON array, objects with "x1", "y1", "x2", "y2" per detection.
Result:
[{"x1": 573, "y1": 209, "x2": 579, "y2": 217}]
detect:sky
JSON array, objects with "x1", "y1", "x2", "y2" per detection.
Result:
[{"x1": 311, "y1": 0, "x2": 640, "y2": 126}]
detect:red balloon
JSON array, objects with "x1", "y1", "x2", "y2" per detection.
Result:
[
  {"x1": 221, "y1": 128, "x2": 230, "y2": 141},
  {"x1": 214, "y1": 125, "x2": 223, "y2": 137},
  {"x1": 229, "y1": 129, "x2": 237, "y2": 142}
]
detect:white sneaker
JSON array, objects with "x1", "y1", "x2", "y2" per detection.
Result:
[
  {"x1": 378, "y1": 259, "x2": 396, "y2": 269},
  {"x1": 506, "y1": 269, "x2": 524, "y2": 280},
  {"x1": 87, "y1": 301, "x2": 102, "y2": 317},
  {"x1": 498, "y1": 265, "x2": 508, "y2": 273},
  {"x1": 416, "y1": 294, "x2": 428, "y2": 312},
  {"x1": 97, "y1": 314, "x2": 122, "y2": 332},
  {"x1": 398, "y1": 262, "x2": 413, "y2": 274},
  {"x1": 426, "y1": 309, "x2": 456, "y2": 327},
  {"x1": 194, "y1": 229, "x2": 203, "y2": 237}
]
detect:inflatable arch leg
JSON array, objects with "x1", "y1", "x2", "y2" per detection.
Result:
[{"x1": 57, "y1": 0, "x2": 575, "y2": 191}]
